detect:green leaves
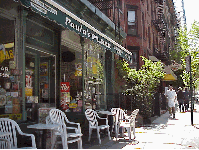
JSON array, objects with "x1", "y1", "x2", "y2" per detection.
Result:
[
  {"x1": 116, "y1": 57, "x2": 165, "y2": 118},
  {"x1": 177, "y1": 21, "x2": 199, "y2": 89}
]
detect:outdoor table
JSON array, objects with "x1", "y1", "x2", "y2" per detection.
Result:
[
  {"x1": 98, "y1": 110, "x2": 115, "y2": 135},
  {"x1": 27, "y1": 123, "x2": 60, "y2": 149}
]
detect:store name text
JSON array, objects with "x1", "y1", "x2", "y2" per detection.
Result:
[
  {"x1": 30, "y1": 0, "x2": 57, "y2": 15},
  {"x1": 65, "y1": 17, "x2": 111, "y2": 49}
]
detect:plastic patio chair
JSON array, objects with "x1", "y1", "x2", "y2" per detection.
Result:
[
  {"x1": 0, "y1": 118, "x2": 36, "y2": 149},
  {"x1": 0, "y1": 138, "x2": 11, "y2": 149},
  {"x1": 111, "y1": 108, "x2": 128, "y2": 140},
  {"x1": 119, "y1": 109, "x2": 139, "y2": 140},
  {"x1": 85, "y1": 109, "x2": 111, "y2": 144},
  {"x1": 48, "y1": 109, "x2": 83, "y2": 149}
]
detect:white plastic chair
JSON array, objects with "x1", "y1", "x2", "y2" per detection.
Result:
[
  {"x1": 0, "y1": 118, "x2": 36, "y2": 149},
  {"x1": 48, "y1": 109, "x2": 83, "y2": 149},
  {"x1": 111, "y1": 108, "x2": 127, "y2": 140},
  {"x1": 119, "y1": 109, "x2": 139, "y2": 140},
  {"x1": 0, "y1": 138, "x2": 11, "y2": 149},
  {"x1": 85, "y1": 109, "x2": 111, "y2": 144}
]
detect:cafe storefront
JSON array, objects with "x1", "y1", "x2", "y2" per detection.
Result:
[{"x1": 0, "y1": 0, "x2": 132, "y2": 122}]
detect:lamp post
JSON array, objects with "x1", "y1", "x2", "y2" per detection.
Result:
[{"x1": 186, "y1": 55, "x2": 193, "y2": 125}]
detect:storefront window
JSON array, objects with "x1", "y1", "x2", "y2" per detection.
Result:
[
  {"x1": 84, "y1": 39, "x2": 105, "y2": 110},
  {"x1": 60, "y1": 29, "x2": 83, "y2": 113},
  {"x1": 60, "y1": 29, "x2": 106, "y2": 112},
  {"x1": 0, "y1": 16, "x2": 22, "y2": 120}
]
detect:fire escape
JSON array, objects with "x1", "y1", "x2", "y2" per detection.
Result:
[{"x1": 152, "y1": 0, "x2": 169, "y2": 62}]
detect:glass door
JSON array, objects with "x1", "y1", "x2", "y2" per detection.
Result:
[{"x1": 39, "y1": 54, "x2": 55, "y2": 105}]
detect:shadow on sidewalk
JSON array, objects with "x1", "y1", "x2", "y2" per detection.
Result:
[{"x1": 80, "y1": 130, "x2": 135, "y2": 149}]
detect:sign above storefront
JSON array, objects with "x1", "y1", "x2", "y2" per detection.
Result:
[{"x1": 18, "y1": 0, "x2": 132, "y2": 62}]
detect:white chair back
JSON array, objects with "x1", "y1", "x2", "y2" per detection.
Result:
[
  {"x1": 49, "y1": 109, "x2": 68, "y2": 132},
  {"x1": 85, "y1": 109, "x2": 98, "y2": 127},
  {"x1": 0, "y1": 118, "x2": 36, "y2": 149},
  {"x1": 111, "y1": 108, "x2": 127, "y2": 123},
  {"x1": 0, "y1": 118, "x2": 21, "y2": 148},
  {"x1": 46, "y1": 115, "x2": 53, "y2": 124}
]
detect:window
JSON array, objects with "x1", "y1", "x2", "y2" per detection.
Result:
[
  {"x1": 129, "y1": 51, "x2": 138, "y2": 70},
  {"x1": 142, "y1": 12, "x2": 145, "y2": 39},
  {"x1": 148, "y1": 27, "x2": 151, "y2": 49},
  {"x1": 128, "y1": 10, "x2": 137, "y2": 35}
]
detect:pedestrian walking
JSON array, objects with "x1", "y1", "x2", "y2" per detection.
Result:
[
  {"x1": 177, "y1": 87, "x2": 184, "y2": 112},
  {"x1": 183, "y1": 87, "x2": 190, "y2": 112},
  {"x1": 166, "y1": 84, "x2": 177, "y2": 119}
]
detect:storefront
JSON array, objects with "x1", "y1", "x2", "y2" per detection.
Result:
[{"x1": 0, "y1": 0, "x2": 132, "y2": 122}]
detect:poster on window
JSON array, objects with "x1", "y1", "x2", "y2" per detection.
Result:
[
  {"x1": 40, "y1": 62, "x2": 48, "y2": 76},
  {"x1": 77, "y1": 100, "x2": 82, "y2": 107},
  {"x1": 75, "y1": 63, "x2": 82, "y2": 76},
  {"x1": 26, "y1": 75, "x2": 32, "y2": 87},
  {"x1": 42, "y1": 89, "x2": 48, "y2": 98},
  {"x1": 60, "y1": 82, "x2": 70, "y2": 92},
  {"x1": 61, "y1": 92, "x2": 70, "y2": 104},
  {"x1": 61, "y1": 92, "x2": 70, "y2": 110},
  {"x1": 25, "y1": 87, "x2": 33, "y2": 96}
]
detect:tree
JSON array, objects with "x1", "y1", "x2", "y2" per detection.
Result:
[
  {"x1": 177, "y1": 21, "x2": 199, "y2": 89},
  {"x1": 116, "y1": 57, "x2": 165, "y2": 119}
]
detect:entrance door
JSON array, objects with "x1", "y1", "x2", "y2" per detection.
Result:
[{"x1": 25, "y1": 47, "x2": 56, "y2": 106}]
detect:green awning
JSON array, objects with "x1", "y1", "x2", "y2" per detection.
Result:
[{"x1": 18, "y1": 0, "x2": 132, "y2": 62}]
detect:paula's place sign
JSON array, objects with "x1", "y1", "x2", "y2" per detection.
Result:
[{"x1": 19, "y1": 0, "x2": 132, "y2": 62}]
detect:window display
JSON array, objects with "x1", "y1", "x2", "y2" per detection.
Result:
[
  {"x1": 60, "y1": 48, "x2": 83, "y2": 112},
  {"x1": 83, "y1": 39, "x2": 105, "y2": 110},
  {"x1": 0, "y1": 16, "x2": 22, "y2": 120}
]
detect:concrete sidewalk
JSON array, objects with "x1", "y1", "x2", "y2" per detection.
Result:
[{"x1": 121, "y1": 102, "x2": 199, "y2": 149}]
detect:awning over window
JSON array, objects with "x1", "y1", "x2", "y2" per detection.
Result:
[
  {"x1": 163, "y1": 73, "x2": 177, "y2": 81},
  {"x1": 149, "y1": 56, "x2": 159, "y2": 62},
  {"x1": 162, "y1": 65, "x2": 177, "y2": 81},
  {"x1": 18, "y1": 0, "x2": 132, "y2": 62}
]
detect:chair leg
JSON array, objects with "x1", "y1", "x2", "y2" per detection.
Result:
[
  {"x1": 121, "y1": 127, "x2": 125, "y2": 137},
  {"x1": 116, "y1": 124, "x2": 119, "y2": 140},
  {"x1": 126, "y1": 127, "x2": 131, "y2": 140},
  {"x1": 78, "y1": 137, "x2": 82, "y2": 149},
  {"x1": 97, "y1": 128, "x2": 101, "y2": 144},
  {"x1": 133, "y1": 126, "x2": 136, "y2": 139},
  {"x1": 51, "y1": 135, "x2": 56, "y2": 149},
  {"x1": 88, "y1": 128, "x2": 92, "y2": 142},
  {"x1": 61, "y1": 135, "x2": 68, "y2": 149}
]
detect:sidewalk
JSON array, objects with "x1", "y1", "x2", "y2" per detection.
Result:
[{"x1": 121, "y1": 102, "x2": 199, "y2": 149}]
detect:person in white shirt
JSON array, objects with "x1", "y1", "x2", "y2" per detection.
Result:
[{"x1": 166, "y1": 84, "x2": 177, "y2": 119}]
